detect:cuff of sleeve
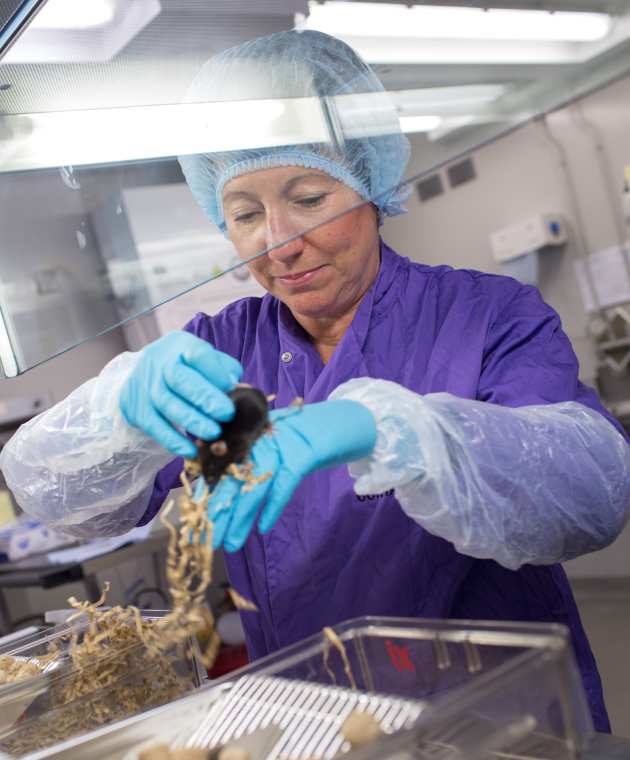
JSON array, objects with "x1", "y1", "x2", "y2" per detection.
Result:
[{"x1": 329, "y1": 377, "x2": 427, "y2": 495}]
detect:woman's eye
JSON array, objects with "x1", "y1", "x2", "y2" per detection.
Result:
[
  {"x1": 296, "y1": 194, "x2": 327, "y2": 208},
  {"x1": 233, "y1": 211, "x2": 258, "y2": 224}
]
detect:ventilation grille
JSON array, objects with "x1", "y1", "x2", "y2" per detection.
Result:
[
  {"x1": 447, "y1": 157, "x2": 476, "y2": 188},
  {"x1": 416, "y1": 173, "x2": 444, "y2": 203}
]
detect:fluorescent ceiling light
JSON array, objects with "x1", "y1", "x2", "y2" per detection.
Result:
[
  {"x1": 327, "y1": 37, "x2": 582, "y2": 64},
  {"x1": 394, "y1": 85, "x2": 507, "y2": 135},
  {"x1": 398, "y1": 114, "x2": 441, "y2": 133},
  {"x1": 2, "y1": 0, "x2": 160, "y2": 64},
  {"x1": 0, "y1": 98, "x2": 328, "y2": 172},
  {"x1": 31, "y1": 0, "x2": 116, "y2": 30},
  {"x1": 428, "y1": 115, "x2": 481, "y2": 142},
  {"x1": 303, "y1": 2, "x2": 611, "y2": 42},
  {"x1": 0, "y1": 86, "x2": 507, "y2": 170},
  {"x1": 392, "y1": 85, "x2": 507, "y2": 115}
]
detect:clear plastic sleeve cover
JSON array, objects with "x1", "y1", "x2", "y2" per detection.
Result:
[
  {"x1": 0, "y1": 352, "x2": 174, "y2": 538},
  {"x1": 331, "y1": 378, "x2": 630, "y2": 570}
]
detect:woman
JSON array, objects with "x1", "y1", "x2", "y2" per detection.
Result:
[{"x1": 2, "y1": 30, "x2": 629, "y2": 732}]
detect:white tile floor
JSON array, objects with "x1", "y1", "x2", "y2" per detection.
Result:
[{"x1": 572, "y1": 579, "x2": 630, "y2": 737}]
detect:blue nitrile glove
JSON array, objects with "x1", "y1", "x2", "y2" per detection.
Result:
[
  {"x1": 208, "y1": 399, "x2": 377, "y2": 552},
  {"x1": 119, "y1": 331, "x2": 243, "y2": 459}
]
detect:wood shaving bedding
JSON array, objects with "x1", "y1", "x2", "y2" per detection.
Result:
[{"x1": 1, "y1": 465, "x2": 224, "y2": 756}]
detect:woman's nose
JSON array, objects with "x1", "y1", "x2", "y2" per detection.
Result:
[{"x1": 265, "y1": 215, "x2": 303, "y2": 261}]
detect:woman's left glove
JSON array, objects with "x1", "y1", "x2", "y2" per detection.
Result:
[{"x1": 207, "y1": 399, "x2": 376, "y2": 552}]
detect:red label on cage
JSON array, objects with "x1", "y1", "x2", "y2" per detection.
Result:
[{"x1": 384, "y1": 639, "x2": 416, "y2": 673}]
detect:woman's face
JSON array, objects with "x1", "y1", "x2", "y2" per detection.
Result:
[{"x1": 222, "y1": 166, "x2": 380, "y2": 321}]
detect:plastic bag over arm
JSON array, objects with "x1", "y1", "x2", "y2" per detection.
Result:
[
  {"x1": 0, "y1": 352, "x2": 175, "y2": 539},
  {"x1": 331, "y1": 378, "x2": 630, "y2": 570}
]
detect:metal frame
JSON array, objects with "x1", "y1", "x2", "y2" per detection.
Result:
[
  {"x1": 0, "y1": 0, "x2": 47, "y2": 62},
  {"x1": 337, "y1": 1, "x2": 628, "y2": 13},
  {"x1": 0, "y1": 304, "x2": 18, "y2": 378}
]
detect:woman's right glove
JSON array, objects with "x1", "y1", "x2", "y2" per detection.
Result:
[{"x1": 120, "y1": 331, "x2": 243, "y2": 459}]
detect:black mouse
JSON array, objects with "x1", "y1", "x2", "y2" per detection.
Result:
[{"x1": 197, "y1": 386, "x2": 270, "y2": 487}]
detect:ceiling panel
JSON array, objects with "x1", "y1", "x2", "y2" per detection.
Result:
[
  {"x1": 0, "y1": 2, "x2": 304, "y2": 114},
  {"x1": 355, "y1": 1, "x2": 629, "y2": 12},
  {"x1": 1, "y1": 0, "x2": 630, "y2": 143}
]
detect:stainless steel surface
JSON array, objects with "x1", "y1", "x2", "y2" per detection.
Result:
[
  {"x1": 352, "y1": 1, "x2": 629, "y2": 10},
  {"x1": 0, "y1": 0, "x2": 44, "y2": 62}
]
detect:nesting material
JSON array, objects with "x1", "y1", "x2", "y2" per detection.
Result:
[
  {"x1": 227, "y1": 588, "x2": 258, "y2": 613},
  {"x1": 139, "y1": 744, "x2": 173, "y2": 760},
  {"x1": 0, "y1": 656, "x2": 42, "y2": 686},
  {"x1": 322, "y1": 627, "x2": 357, "y2": 690},
  {"x1": 140, "y1": 748, "x2": 209, "y2": 760},
  {"x1": 171, "y1": 749, "x2": 210, "y2": 760},
  {"x1": 340, "y1": 710, "x2": 383, "y2": 747},
  {"x1": 3, "y1": 423, "x2": 264, "y2": 756},
  {"x1": 138, "y1": 742, "x2": 251, "y2": 760},
  {"x1": 1, "y1": 466, "x2": 223, "y2": 756},
  {"x1": 217, "y1": 745, "x2": 251, "y2": 760}
]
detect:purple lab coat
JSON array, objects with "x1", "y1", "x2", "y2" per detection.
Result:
[{"x1": 140, "y1": 241, "x2": 623, "y2": 731}]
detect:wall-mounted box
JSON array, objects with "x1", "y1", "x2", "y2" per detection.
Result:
[{"x1": 490, "y1": 214, "x2": 566, "y2": 263}]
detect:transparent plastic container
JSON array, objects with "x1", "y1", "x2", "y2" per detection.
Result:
[
  {"x1": 24, "y1": 616, "x2": 593, "y2": 760},
  {"x1": 0, "y1": 611, "x2": 204, "y2": 757},
  {"x1": 232, "y1": 616, "x2": 593, "y2": 760}
]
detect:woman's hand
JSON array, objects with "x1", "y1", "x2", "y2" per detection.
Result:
[
  {"x1": 207, "y1": 399, "x2": 376, "y2": 552},
  {"x1": 119, "y1": 332, "x2": 243, "y2": 459}
]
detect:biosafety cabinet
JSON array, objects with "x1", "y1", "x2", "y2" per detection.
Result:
[{"x1": 2, "y1": 1, "x2": 630, "y2": 379}]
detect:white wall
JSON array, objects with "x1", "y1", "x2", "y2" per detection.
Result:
[
  {"x1": 384, "y1": 77, "x2": 630, "y2": 386},
  {"x1": 383, "y1": 74, "x2": 630, "y2": 577}
]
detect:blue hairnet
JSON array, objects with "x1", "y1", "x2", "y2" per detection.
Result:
[{"x1": 178, "y1": 30, "x2": 410, "y2": 234}]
